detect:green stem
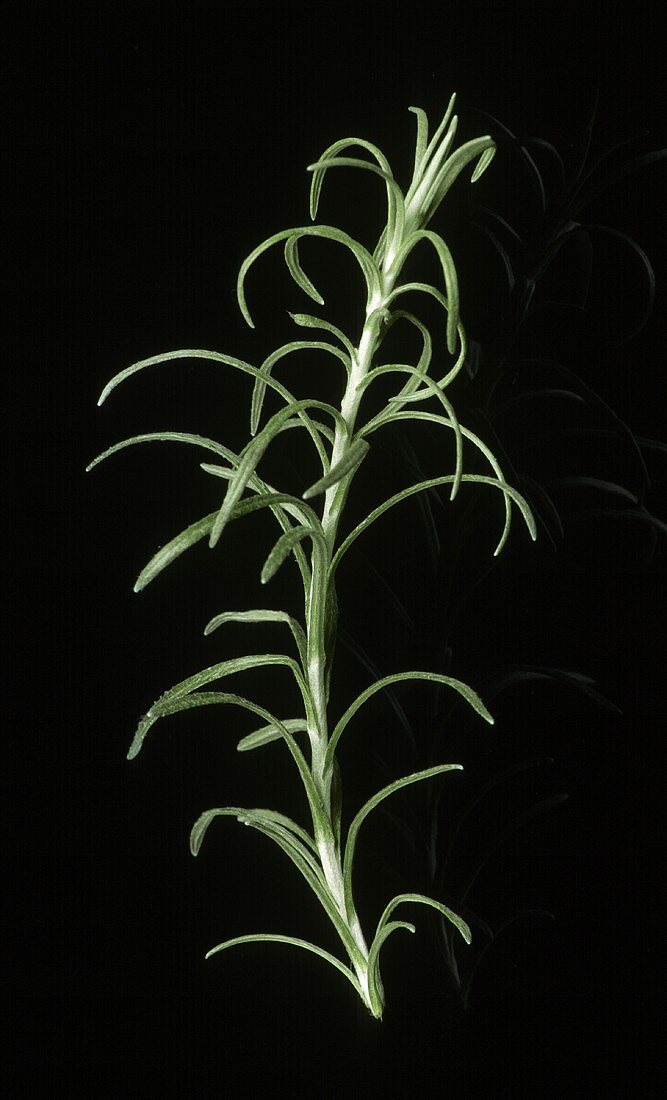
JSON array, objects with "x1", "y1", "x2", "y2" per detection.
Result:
[{"x1": 302, "y1": 256, "x2": 407, "y2": 1015}]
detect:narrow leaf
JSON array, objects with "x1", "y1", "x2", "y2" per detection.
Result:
[
  {"x1": 367, "y1": 921, "x2": 416, "y2": 1017},
  {"x1": 203, "y1": 609, "x2": 307, "y2": 666},
  {"x1": 302, "y1": 438, "x2": 370, "y2": 500},
  {"x1": 204, "y1": 934, "x2": 363, "y2": 997},
  {"x1": 343, "y1": 765, "x2": 463, "y2": 921},
  {"x1": 236, "y1": 718, "x2": 308, "y2": 753},
  {"x1": 190, "y1": 805, "x2": 317, "y2": 859},
  {"x1": 134, "y1": 512, "x2": 216, "y2": 592},
  {"x1": 284, "y1": 236, "x2": 325, "y2": 305},
  {"x1": 261, "y1": 526, "x2": 313, "y2": 584},
  {"x1": 376, "y1": 892, "x2": 472, "y2": 945},
  {"x1": 288, "y1": 311, "x2": 356, "y2": 358}
]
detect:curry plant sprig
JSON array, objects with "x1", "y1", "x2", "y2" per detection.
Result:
[{"x1": 88, "y1": 97, "x2": 536, "y2": 1019}]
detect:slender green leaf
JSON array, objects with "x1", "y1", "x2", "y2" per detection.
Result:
[
  {"x1": 307, "y1": 156, "x2": 405, "y2": 260},
  {"x1": 237, "y1": 225, "x2": 380, "y2": 328},
  {"x1": 393, "y1": 230, "x2": 460, "y2": 353},
  {"x1": 251, "y1": 339, "x2": 350, "y2": 438},
  {"x1": 204, "y1": 934, "x2": 363, "y2": 998},
  {"x1": 287, "y1": 311, "x2": 356, "y2": 358},
  {"x1": 127, "y1": 677, "x2": 306, "y2": 761},
  {"x1": 358, "y1": 366, "x2": 463, "y2": 500},
  {"x1": 342, "y1": 764, "x2": 463, "y2": 922},
  {"x1": 190, "y1": 805, "x2": 317, "y2": 858},
  {"x1": 408, "y1": 105, "x2": 430, "y2": 178},
  {"x1": 331, "y1": 472, "x2": 535, "y2": 576},
  {"x1": 308, "y1": 137, "x2": 393, "y2": 221},
  {"x1": 327, "y1": 672, "x2": 492, "y2": 767},
  {"x1": 134, "y1": 512, "x2": 216, "y2": 592},
  {"x1": 376, "y1": 892, "x2": 472, "y2": 945},
  {"x1": 203, "y1": 609, "x2": 307, "y2": 667},
  {"x1": 302, "y1": 438, "x2": 370, "y2": 500},
  {"x1": 367, "y1": 921, "x2": 415, "y2": 1017},
  {"x1": 86, "y1": 431, "x2": 229, "y2": 472},
  {"x1": 151, "y1": 653, "x2": 307, "y2": 711},
  {"x1": 359, "y1": 412, "x2": 520, "y2": 556},
  {"x1": 236, "y1": 718, "x2": 308, "y2": 753},
  {"x1": 284, "y1": 236, "x2": 325, "y2": 305},
  {"x1": 96, "y1": 348, "x2": 294, "y2": 409},
  {"x1": 261, "y1": 526, "x2": 314, "y2": 584}
]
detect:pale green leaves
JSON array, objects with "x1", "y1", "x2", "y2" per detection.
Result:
[
  {"x1": 260, "y1": 526, "x2": 314, "y2": 584},
  {"x1": 237, "y1": 225, "x2": 381, "y2": 326},
  {"x1": 326, "y1": 670, "x2": 494, "y2": 767},
  {"x1": 404, "y1": 97, "x2": 496, "y2": 238},
  {"x1": 134, "y1": 512, "x2": 216, "y2": 592},
  {"x1": 126, "y1": 660, "x2": 309, "y2": 760},
  {"x1": 302, "y1": 438, "x2": 370, "y2": 500},
  {"x1": 342, "y1": 764, "x2": 463, "y2": 923},
  {"x1": 203, "y1": 934, "x2": 364, "y2": 999},
  {"x1": 236, "y1": 717, "x2": 308, "y2": 753},
  {"x1": 203, "y1": 609, "x2": 307, "y2": 667}
]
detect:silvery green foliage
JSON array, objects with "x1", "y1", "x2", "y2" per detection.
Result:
[{"x1": 88, "y1": 97, "x2": 536, "y2": 1019}]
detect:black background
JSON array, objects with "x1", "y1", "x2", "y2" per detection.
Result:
[{"x1": 6, "y1": 1, "x2": 666, "y2": 1094}]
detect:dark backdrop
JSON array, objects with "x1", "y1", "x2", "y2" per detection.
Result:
[{"x1": 6, "y1": 1, "x2": 665, "y2": 1094}]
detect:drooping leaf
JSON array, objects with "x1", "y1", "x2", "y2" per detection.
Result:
[
  {"x1": 375, "y1": 892, "x2": 472, "y2": 945},
  {"x1": 236, "y1": 718, "x2": 309, "y2": 753},
  {"x1": 203, "y1": 609, "x2": 307, "y2": 667},
  {"x1": 342, "y1": 764, "x2": 464, "y2": 921},
  {"x1": 306, "y1": 156, "x2": 406, "y2": 258},
  {"x1": 190, "y1": 805, "x2": 317, "y2": 858},
  {"x1": 330, "y1": 471, "x2": 535, "y2": 575},
  {"x1": 251, "y1": 339, "x2": 350, "y2": 439},
  {"x1": 260, "y1": 526, "x2": 315, "y2": 584},
  {"x1": 237, "y1": 225, "x2": 381, "y2": 328},
  {"x1": 302, "y1": 438, "x2": 370, "y2": 500},
  {"x1": 393, "y1": 229, "x2": 460, "y2": 353},
  {"x1": 307, "y1": 137, "x2": 393, "y2": 221},
  {"x1": 327, "y1": 672, "x2": 492, "y2": 766},
  {"x1": 204, "y1": 934, "x2": 363, "y2": 999},
  {"x1": 287, "y1": 311, "x2": 356, "y2": 358},
  {"x1": 367, "y1": 921, "x2": 416, "y2": 1017}
]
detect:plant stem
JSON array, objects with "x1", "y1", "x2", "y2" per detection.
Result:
[{"x1": 304, "y1": 260, "x2": 403, "y2": 1016}]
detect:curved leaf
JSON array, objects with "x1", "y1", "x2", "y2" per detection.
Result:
[
  {"x1": 308, "y1": 137, "x2": 393, "y2": 221},
  {"x1": 358, "y1": 366, "x2": 463, "y2": 500},
  {"x1": 287, "y1": 311, "x2": 356, "y2": 358},
  {"x1": 251, "y1": 339, "x2": 350, "y2": 440},
  {"x1": 307, "y1": 156, "x2": 405, "y2": 262},
  {"x1": 190, "y1": 805, "x2": 317, "y2": 858},
  {"x1": 236, "y1": 717, "x2": 309, "y2": 753},
  {"x1": 393, "y1": 229, "x2": 460, "y2": 353},
  {"x1": 302, "y1": 438, "x2": 370, "y2": 500},
  {"x1": 204, "y1": 933, "x2": 363, "y2": 998},
  {"x1": 367, "y1": 921, "x2": 415, "y2": 1017},
  {"x1": 237, "y1": 225, "x2": 380, "y2": 327},
  {"x1": 342, "y1": 764, "x2": 463, "y2": 922},
  {"x1": 360, "y1": 411, "x2": 526, "y2": 555},
  {"x1": 284, "y1": 235, "x2": 325, "y2": 305},
  {"x1": 127, "y1": 672, "x2": 307, "y2": 761},
  {"x1": 134, "y1": 511, "x2": 216, "y2": 592},
  {"x1": 331, "y1": 472, "x2": 536, "y2": 575},
  {"x1": 326, "y1": 671, "x2": 492, "y2": 767},
  {"x1": 376, "y1": 892, "x2": 471, "y2": 945},
  {"x1": 203, "y1": 609, "x2": 307, "y2": 667},
  {"x1": 261, "y1": 526, "x2": 315, "y2": 584}
]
